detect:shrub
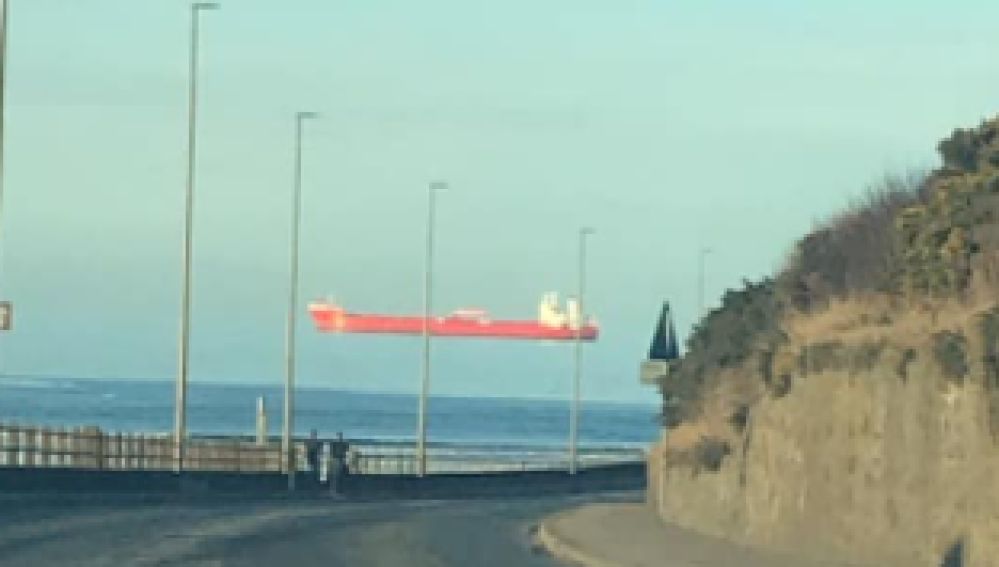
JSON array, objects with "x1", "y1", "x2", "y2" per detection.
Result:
[
  {"x1": 896, "y1": 348, "x2": 917, "y2": 384},
  {"x1": 933, "y1": 331, "x2": 969, "y2": 384},
  {"x1": 978, "y1": 309, "x2": 999, "y2": 438},
  {"x1": 729, "y1": 404, "x2": 750, "y2": 433},
  {"x1": 693, "y1": 437, "x2": 731, "y2": 473},
  {"x1": 664, "y1": 279, "x2": 782, "y2": 423},
  {"x1": 939, "y1": 127, "x2": 979, "y2": 171},
  {"x1": 778, "y1": 172, "x2": 926, "y2": 307}
]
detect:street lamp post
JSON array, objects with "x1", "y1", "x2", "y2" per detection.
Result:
[
  {"x1": 0, "y1": 0, "x2": 11, "y2": 376},
  {"x1": 283, "y1": 110, "x2": 318, "y2": 491},
  {"x1": 174, "y1": 1, "x2": 219, "y2": 474},
  {"x1": 570, "y1": 227, "x2": 595, "y2": 475},
  {"x1": 0, "y1": 0, "x2": 10, "y2": 370},
  {"x1": 0, "y1": 0, "x2": 8, "y2": 253},
  {"x1": 417, "y1": 181, "x2": 446, "y2": 477}
]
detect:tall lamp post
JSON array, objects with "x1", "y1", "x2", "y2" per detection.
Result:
[
  {"x1": 0, "y1": 0, "x2": 10, "y2": 360},
  {"x1": 283, "y1": 110, "x2": 318, "y2": 490},
  {"x1": 570, "y1": 226, "x2": 595, "y2": 475},
  {"x1": 417, "y1": 180, "x2": 446, "y2": 477},
  {"x1": 0, "y1": 0, "x2": 8, "y2": 260},
  {"x1": 174, "y1": 1, "x2": 219, "y2": 474}
]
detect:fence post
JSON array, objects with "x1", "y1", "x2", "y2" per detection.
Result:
[
  {"x1": 0, "y1": 424, "x2": 7, "y2": 467},
  {"x1": 164, "y1": 437, "x2": 172, "y2": 470},
  {"x1": 40, "y1": 427, "x2": 53, "y2": 468},
  {"x1": 1, "y1": 424, "x2": 12, "y2": 467},
  {"x1": 153, "y1": 437, "x2": 164, "y2": 470},
  {"x1": 136, "y1": 435, "x2": 142, "y2": 469},
  {"x1": 16, "y1": 426, "x2": 23, "y2": 467},
  {"x1": 128, "y1": 434, "x2": 136, "y2": 470},
  {"x1": 36, "y1": 427, "x2": 46, "y2": 467},
  {"x1": 18, "y1": 426, "x2": 30, "y2": 467},
  {"x1": 156, "y1": 437, "x2": 165, "y2": 470},
  {"x1": 69, "y1": 427, "x2": 81, "y2": 468},
  {"x1": 51, "y1": 427, "x2": 59, "y2": 467},
  {"x1": 112, "y1": 432, "x2": 122, "y2": 470},
  {"x1": 109, "y1": 432, "x2": 117, "y2": 470},
  {"x1": 189, "y1": 441, "x2": 198, "y2": 472},
  {"x1": 22, "y1": 427, "x2": 31, "y2": 467},
  {"x1": 58, "y1": 427, "x2": 68, "y2": 467},
  {"x1": 72, "y1": 427, "x2": 82, "y2": 468},
  {"x1": 122, "y1": 434, "x2": 130, "y2": 470},
  {"x1": 136, "y1": 435, "x2": 145, "y2": 470},
  {"x1": 94, "y1": 428, "x2": 105, "y2": 470},
  {"x1": 256, "y1": 397, "x2": 268, "y2": 446},
  {"x1": 206, "y1": 441, "x2": 215, "y2": 472},
  {"x1": 158, "y1": 436, "x2": 167, "y2": 470}
]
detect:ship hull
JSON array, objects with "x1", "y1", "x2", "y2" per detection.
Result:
[{"x1": 308, "y1": 305, "x2": 598, "y2": 341}]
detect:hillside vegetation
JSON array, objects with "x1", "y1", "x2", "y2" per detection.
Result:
[
  {"x1": 661, "y1": 116, "x2": 999, "y2": 430},
  {"x1": 650, "y1": 116, "x2": 999, "y2": 567}
]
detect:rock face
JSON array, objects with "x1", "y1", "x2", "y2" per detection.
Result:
[
  {"x1": 648, "y1": 116, "x2": 999, "y2": 567},
  {"x1": 649, "y1": 329, "x2": 999, "y2": 566}
]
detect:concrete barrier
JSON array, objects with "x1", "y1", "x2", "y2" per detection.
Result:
[
  {"x1": 340, "y1": 462, "x2": 645, "y2": 500},
  {"x1": 0, "y1": 462, "x2": 644, "y2": 500},
  {"x1": 0, "y1": 467, "x2": 293, "y2": 495}
]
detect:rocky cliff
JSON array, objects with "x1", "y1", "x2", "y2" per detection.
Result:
[{"x1": 651, "y1": 118, "x2": 999, "y2": 567}]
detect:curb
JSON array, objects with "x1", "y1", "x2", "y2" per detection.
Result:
[{"x1": 535, "y1": 515, "x2": 619, "y2": 567}]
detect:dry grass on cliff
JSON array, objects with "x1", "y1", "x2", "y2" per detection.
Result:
[
  {"x1": 663, "y1": 368, "x2": 755, "y2": 454},
  {"x1": 663, "y1": 405, "x2": 736, "y2": 453},
  {"x1": 663, "y1": 421, "x2": 710, "y2": 452},
  {"x1": 783, "y1": 291, "x2": 999, "y2": 348}
]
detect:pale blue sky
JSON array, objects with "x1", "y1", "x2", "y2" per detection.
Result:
[{"x1": 1, "y1": 0, "x2": 997, "y2": 403}]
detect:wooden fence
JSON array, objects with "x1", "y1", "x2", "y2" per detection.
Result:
[{"x1": 0, "y1": 424, "x2": 286, "y2": 473}]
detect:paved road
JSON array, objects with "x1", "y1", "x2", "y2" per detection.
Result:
[{"x1": 0, "y1": 494, "x2": 633, "y2": 566}]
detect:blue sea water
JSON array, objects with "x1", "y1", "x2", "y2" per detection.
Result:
[{"x1": 0, "y1": 377, "x2": 661, "y2": 450}]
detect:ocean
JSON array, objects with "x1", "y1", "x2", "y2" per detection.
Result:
[{"x1": 0, "y1": 377, "x2": 661, "y2": 452}]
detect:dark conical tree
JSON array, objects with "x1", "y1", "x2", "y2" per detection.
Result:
[{"x1": 648, "y1": 302, "x2": 679, "y2": 361}]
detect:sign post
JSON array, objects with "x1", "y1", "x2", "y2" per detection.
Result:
[{"x1": 0, "y1": 301, "x2": 10, "y2": 331}]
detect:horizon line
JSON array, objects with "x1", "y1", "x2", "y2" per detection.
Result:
[{"x1": 0, "y1": 373, "x2": 659, "y2": 407}]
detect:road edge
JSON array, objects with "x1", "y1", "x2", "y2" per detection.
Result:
[{"x1": 534, "y1": 514, "x2": 618, "y2": 567}]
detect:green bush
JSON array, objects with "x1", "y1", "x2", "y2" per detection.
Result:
[
  {"x1": 939, "y1": 128, "x2": 979, "y2": 171},
  {"x1": 662, "y1": 279, "x2": 782, "y2": 425},
  {"x1": 933, "y1": 331, "x2": 968, "y2": 385},
  {"x1": 693, "y1": 437, "x2": 731, "y2": 473}
]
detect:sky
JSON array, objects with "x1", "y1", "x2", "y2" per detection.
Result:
[{"x1": 0, "y1": 0, "x2": 997, "y2": 404}]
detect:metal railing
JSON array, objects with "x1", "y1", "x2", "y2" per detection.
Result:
[
  {"x1": 0, "y1": 423, "x2": 285, "y2": 473},
  {"x1": 0, "y1": 423, "x2": 645, "y2": 477},
  {"x1": 347, "y1": 445, "x2": 646, "y2": 475}
]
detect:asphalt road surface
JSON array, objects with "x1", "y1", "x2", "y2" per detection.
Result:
[{"x1": 0, "y1": 493, "x2": 636, "y2": 566}]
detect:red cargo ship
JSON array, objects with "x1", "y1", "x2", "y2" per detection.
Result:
[{"x1": 308, "y1": 293, "x2": 598, "y2": 341}]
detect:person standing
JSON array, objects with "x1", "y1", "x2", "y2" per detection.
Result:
[
  {"x1": 305, "y1": 429, "x2": 321, "y2": 483},
  {"x1": 329, "y1": 431, "x2": 349, "y2": 496}
]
